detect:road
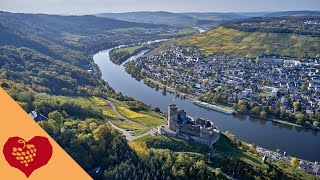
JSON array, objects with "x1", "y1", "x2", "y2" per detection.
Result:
[
  {"x1": 100, "y1": 97, "x2": 155, "y2": 141},
  {"x1": 108, "y1": 121, "x2": 157, "y2": 141},
  {"x1": 100, "y1": 97, "x2": 147, "y2": 126}
]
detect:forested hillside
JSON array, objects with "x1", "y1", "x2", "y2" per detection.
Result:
[
  {"x1": 0, "y1": 11, "x2": 227, "y2": 179},
  {"x1": 96, "y1": 11, "x2": 218, "y2": 27},
  {"x1": 0, "y1": 80, "x2": 223, "y2": 179},
  {"x1": 0, "y1": 11, "x2": 173, "y2": 95}
]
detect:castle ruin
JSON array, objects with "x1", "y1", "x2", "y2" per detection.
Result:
[{"x1": 158, "y1": 104, "x2": 220, "y2": 147}]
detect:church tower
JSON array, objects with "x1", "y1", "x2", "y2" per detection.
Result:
[{"x1": 168, "y1": 104, "x2": 178, "y2": 131}]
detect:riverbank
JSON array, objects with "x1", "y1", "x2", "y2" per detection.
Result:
[
  {"x1": 143, "y1": 77, "x2": 234, "y2": 115},
  {"x1": 256, "y1": 146, "x2": 320, "y2": 176},
  {"x1": 110, "y1": 45, "x2": 149, "y2": 65},
  {"x1": 248, "y1": 114, "x2": 320, "y2": 131},
  {"x1": 139, "y1": 76, "x2": 320, "y2": 132}
]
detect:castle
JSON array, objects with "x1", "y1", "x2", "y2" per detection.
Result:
[{"x1": 158, "y1": 104, "x2": 220, "y2": 147}]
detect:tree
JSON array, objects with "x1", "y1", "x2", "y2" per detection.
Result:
[
  {"x1": 293, "y1": 102, "x2": 301, "y2": 112},
  {"x1": 313, "y1": 121, "x2": 319, "y2": 128},
  {"x1": 0, "y1": 82, "x2": 9, "y2": 89},
  {"x1": 314, "y1": 113, "x2": 320, "y2": 121},
  {"x1": 213, "y1": 95, "x2": 223, "y2": 103},
  {"x1": 38, "y1": 121, "x2": 54, "y2": 136},
  {"x1": 163, "y1": 86, "x2": 167, "y2": 92},
  {"x1": 261, "y1": 106, "x2": 269, "y2": 113},
  {"x1": 238, "y1": 100, "x2": 246, "y2": 106},
  {"x1": 17, "y1": 92, "x2": 34, "y2": 103},
  {"x1": 274, "y1": 108, "x2": 280, "y2": 118},
  {"x1": 251, "y1": 106, "x2": 261, "y2": 115},
  {"x1": 260, "y1": 111, "x2": 267, "y2": 118},
  {"x1": 295, "y1": 114, "x2": 307, "y2": 125},
  {"x1": 237, "y1": 105, "x2": 248, "y2": 114},
  {"x1": 280, "y1": 110, "x2": 289, "y2": 120},
  {"x1": 291, "y1": 157, "x2": 299, "y2": 167},
  {"x1": 300, "y1": 85, "x2": 307, "y2": 92},
  {"x1": 48, "y1": 110, "x2": 63, "y2": 129},
  {"x1": 154, "y1": 107, "x2": 161, "y2": 113}
]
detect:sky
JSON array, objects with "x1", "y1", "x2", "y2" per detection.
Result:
[{"x1": 0, "y1": 0, "x2": 319, "y2": 15}]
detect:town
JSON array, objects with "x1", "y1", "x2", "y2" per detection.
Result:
[{"x1": 126, "y1": 45, "x2": 320, "y2": 129}]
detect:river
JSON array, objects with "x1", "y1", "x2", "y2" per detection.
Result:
[{"x1": 93, "y1": 47, "x2": 320, "y2": 162}]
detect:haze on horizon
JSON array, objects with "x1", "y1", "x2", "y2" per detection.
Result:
[{"x1": 1, "y1": 0, "x2": 320, "y2": 15}]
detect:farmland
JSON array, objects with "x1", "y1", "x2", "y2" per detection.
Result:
[{"x1": 176, "y1": 26, "x2": 320, "y2": 59}]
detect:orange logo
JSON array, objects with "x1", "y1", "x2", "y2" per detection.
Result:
[{"x1": 3, "y1": 136, "x2": 53, "y2": 177}]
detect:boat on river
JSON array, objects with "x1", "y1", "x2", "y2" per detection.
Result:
[{"x1": 192, "y1": 100, "x2": 235, "y2": 115}]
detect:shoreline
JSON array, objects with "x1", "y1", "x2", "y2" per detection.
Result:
[{"x1": 139, "y1": 77, "x2": 320, "y2": 132}]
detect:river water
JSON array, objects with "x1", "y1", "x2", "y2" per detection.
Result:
[{"x1": 93, "y1": 48, "x2": 320, "y2": 162}]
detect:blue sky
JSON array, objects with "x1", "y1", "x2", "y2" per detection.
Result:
[{"x1": 1, "y1": 0, "x2": 319, "y2": 14}]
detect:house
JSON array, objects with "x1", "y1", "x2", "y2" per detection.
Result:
[
  {"x1": 29, "y1": 110, "x2": 48, "y2": 122},
  {"x1": 284, "y1": 60, "x2": 300, "y2": 67},
  {"x1": 260, "y1": 86, "x2": 279, "y2": 96}
]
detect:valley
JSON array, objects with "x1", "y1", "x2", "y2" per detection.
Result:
[{"x1": 1, "y1": 10, "x2": 320, "y2": 179}]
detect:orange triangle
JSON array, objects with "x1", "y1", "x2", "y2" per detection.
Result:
[{"x1": 0, "y1": 87, "x2": 92, "y2": 180}]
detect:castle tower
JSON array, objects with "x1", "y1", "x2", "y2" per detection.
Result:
[{"x1": 168, "y1": 104, "x2": 178, "y2": 131}]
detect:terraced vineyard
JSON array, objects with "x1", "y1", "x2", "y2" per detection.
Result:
[
  {"x1": 116, "y1": 106, "x2": 165, "y2": 127},
  {"x1": 176, "y1": 26, "x2": 320, "y2": 58}
]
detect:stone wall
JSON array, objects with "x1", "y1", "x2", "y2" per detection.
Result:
[{"x1": 179, "y1": 124, "x2": 201, "y2": 137}]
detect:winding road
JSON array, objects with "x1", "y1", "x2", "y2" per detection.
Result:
[{"x1": 100, "y1": 97, "x2": 156, "y2": 141}]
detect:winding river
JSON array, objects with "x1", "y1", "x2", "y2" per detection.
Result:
[{"x1": 93, "y1": 47, "x2": 320, "y2": 162}]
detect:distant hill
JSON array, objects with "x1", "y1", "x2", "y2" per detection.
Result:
[
  {"x1": 96, "y1": 11, "x2": 221, "y2": 27},
  {"x1": 265, "y1": 11, "x2": 320, "y2": 17},
  {"x1": 180, "y1": 12, "x2": 245, "y2": 21},
  {"x1": 96, "y1": 11, "x2": 320, "y2": 28},
  {"x1": 0, "y1": 11, "x2": 162, "y2": 36}
]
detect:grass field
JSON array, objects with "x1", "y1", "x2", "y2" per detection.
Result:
[
  {"x1": 117, "y1": 107, "x2": 148, "y2": 119},
  {"x1": 103, "y1": 109, "x2": 121, "y2": 119},
  {"x1": 114, "y1": 45, "x2": 144, "y2": 54},
  {"x1": 111, "y1": 120, "x2": 149, "y2": 136},
  {"x1": 134, "y1": 135, "x2": 209, "y2": 154},
  {"x1": 90, "y1": 97, "x2": 108, "y2": 106},
  {"x1": 176, "y1": 26, "x2": 320, "y2": 59},
  {"x1": 62, "y1": 33, "x2": 86, "y2": 42},
  {"x1": 132, "y1": 116, "x2": 165, "y2": 127},
  {"x1": 111, "y1": 120, "x2": 146, "y2": 130},
  {"x1": 117, "y1": 106, "x2": 165, "y2": 127},
  {"x1": 213, "y1": 134, "x2": 267, "y2": 168},
  {"x1": 135, "y1": 133, "x2": 266, "y2": 169}
]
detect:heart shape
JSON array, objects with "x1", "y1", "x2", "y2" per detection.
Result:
[{"x1": 3, "y1": 136, "x2": 53, "y2": 177}]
